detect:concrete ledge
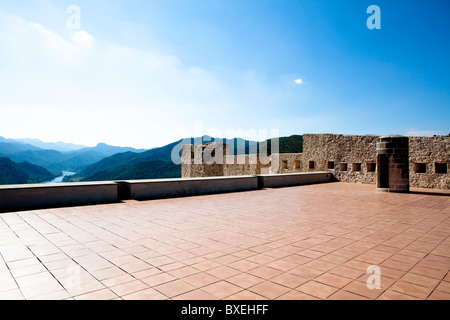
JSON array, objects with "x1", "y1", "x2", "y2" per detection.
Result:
[
  {"x1": 0, "y1": 173, "x2": 331, "y2": 213},
  {"x1": 259, "y1": 172, "x2": 333, "y2": 188},
  {"x1": 0, "y1": 182, "x2": 118, "y2": 213},
  {"x1": 121, "y1": 175, "x2": 259, "y2": 200}
]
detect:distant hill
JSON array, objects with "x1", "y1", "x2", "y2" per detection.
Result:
[
  {"x1": 0, "y1": 141, "x2": 42, "y2": 155},
  {"x1": 4, "y1": 137, "x2": 149, "y2": 154},
  {"x1": 0, "y1": 157, "x2": 58, "y2": 185},
  {"x1": 74, "y1": 143, "x2": 149, "y2": 157},
  {"x1": 79, "y1": 160, "x2": 181, "y2": 182},
  {"x1": 68, "y1": 139, "x2": 184, "y2": 180},
  {"x1": 4, "y1": 149, "x2": 102, "y2": 173},
  {"x1": 213, "y1": 135, "x2": 303, "y2": 154},
  {"x1": 260, "y1": 135, "x2": 303, "y2": 154},
  {"x1": 14, "y1": 138, "x2": 88, "y2": 152}
]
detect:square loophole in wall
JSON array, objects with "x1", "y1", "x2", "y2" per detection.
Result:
[
  {"x1": 328, "y1": 161, "x2": 335, "y2": 170},
  {"x1": 367, "y1": 162, "x2": 376, "y2": 172},
  {"x1": 309, "y1": 161, "x2": 315, "y2": 169},
  {"x1": 281, "y1": 160, "x2": 288, "y2": 170},
  {"x1": 352, "y1": 163, "x2": 362, "y2": 172},
  {"x1": 340, "y1": 163, "x2": 348, "y2": 172},
  {"x1": 294, "y1": 160, "x2": 301, "y2": 169},
  {"x1": 435, "y1": 163, "x2": 448, "y2": 174},
  {"x1": 414, "y1": 163, "x2": 427, "y2": 174}
]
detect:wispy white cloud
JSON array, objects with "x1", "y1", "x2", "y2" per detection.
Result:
[
  {"x1": 71, "y1": 30, "x2": 94, "y2": 49},
  {"x1": 294, "y1": 78, "x2": 303, "y2": 85},
  {"x1": 0, "y1": 12, "x2": 290, "y2": 148},
  {"x1": 0, "y1": 12, "x2": 94, "y2": 66}
]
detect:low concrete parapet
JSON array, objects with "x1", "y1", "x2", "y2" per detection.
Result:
[
  {"x1": 122, "y1": 175, "x2": 259, "y2": 200},
  {"x1": 0, "y1": 182, "x2": 118, "y2": 213},
  {"x1": 0, "y1": 173, "x2": 333, "y2": 213},
  {"x1": 259, "y1": 172, "x2": 333, "y2": 188}
]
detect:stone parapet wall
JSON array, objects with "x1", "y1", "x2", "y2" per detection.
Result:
[
  {"x1": 409, "y1": 136, "x2": 450, "y2": 189},
  {"x1": 275, "y1": 153, "x2": 304, "y2": 174},
  {"x1": 302, "y1": 134, "x2": 378, "y2": 185},
  {"x1": 181, "y1": 134, "x2": 449, "y2": 190},
  {"x1": 224, "y1": 154, "x2": 264, "y2": 176}
]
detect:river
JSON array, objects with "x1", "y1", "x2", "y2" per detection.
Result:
[{"x1": 44, "y1": 171, "x2": 77, "y2": 184}]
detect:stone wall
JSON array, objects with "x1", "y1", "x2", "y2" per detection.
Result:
[
  {"x1": 409, "y1": 136, "x2": 450, "y2": 189},
  {"x1": 275, "y1": 153, "x2": 304, "y2": 174},
  {"x1": 181, "y1": 134, "x2": 449, "y2": 190},
  {"x1": 224, "y1": 154, "x2": 262, "y2": 176},
  {"x1": 302, "y1": 134, "x2": 378, "y2": 185},
  {"x1": 182, "y1": 144, "x2": 303, "y2": 177},
  {"x1": 182, "y1": 143, "x2": 227, "y2": 177}
]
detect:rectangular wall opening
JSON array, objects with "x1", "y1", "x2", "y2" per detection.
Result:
[
  {"x1": 309, "y1": 161, "x2": 315, "y2": 170},
  {"x1": 281, "y1": 160, "x2": 288, "y2": 170},
  {"x1": 294, "y1": 160, "x2": 301, "y2": 169},
  {"x1": 340, "y1": 163, "x2": 348, "y2": 172},
  {"x1": 414, "y1": 163, "x2": 427, "y2": 174},
  {"x1": 328, "y1": 161, "x2": 335, "y2": 170},
  {"x1": 367, "y1": 162, "x2": 376, "y2": 172},
  {"x1": 352, "y1": 163, "x2": 362, "y2": 172},
  {"x1": 435, "y1": 163, "x2": 448, "y2": 174}
]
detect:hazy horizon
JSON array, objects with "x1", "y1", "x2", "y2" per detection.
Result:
[{"x1": 2, "y1": 131, "x2": 449, "y2": 152}]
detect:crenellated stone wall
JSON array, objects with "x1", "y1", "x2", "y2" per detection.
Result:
[
  {"x1": 302, "y1": 134, "x2": 378, "y2": 185},
  {"x1": 409, "y1": 136, "x2": 450, "y2": 189},
  {"x1": 181, "y1": 134, "x2": 450, "y2": 190},
  {"x1": 275, "y1": 153, "x2": 304, "y2": 174}
]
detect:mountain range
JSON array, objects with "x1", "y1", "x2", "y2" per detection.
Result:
[
  {"x1": 0, "y1": 136, "x2": 149, "y2": 173},
  {"x1": 0, "y1": 135, "x2": 303, "y2": 185},
  {"x1": 11, "y1": 138, "x2": 88, "y2": 152}
]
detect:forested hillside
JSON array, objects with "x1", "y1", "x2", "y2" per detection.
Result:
[
  {"x1": 0, "y1": 157, "x2": 58, "y2": 185},
  {"x1": 79, "y1": 160, "x2": 181, "y2": 181}
]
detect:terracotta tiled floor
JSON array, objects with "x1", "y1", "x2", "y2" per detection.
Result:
[{"x1": 0, "y1": 182, "x2": 449, "y2": 300}]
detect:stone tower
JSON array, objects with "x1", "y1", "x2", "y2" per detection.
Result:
[{"x1": 376, "y1": 135, "x2": 410, "y2": 193}]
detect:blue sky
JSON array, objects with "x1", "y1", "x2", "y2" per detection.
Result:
[{"x1": 0, "y1": 0, "x2": 449, "y2": 148}]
